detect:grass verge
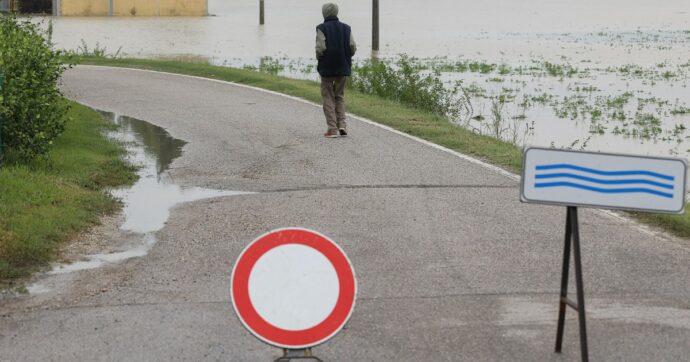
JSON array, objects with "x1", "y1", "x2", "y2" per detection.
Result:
[
  {"x1": 72, "y1": 56, "x2": 690, "y2": 239},
  {"x1": 0, "y1": 101, "x2": 137, "y2": 284}
]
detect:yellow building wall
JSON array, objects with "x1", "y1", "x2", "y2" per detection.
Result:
[
  {"x1": 112, "y1": 0, "x2": 158, "y2": 16},
  {"x1": 61, "y1": 0, "x2": 109, "y2": 16},
  {"x1": 61, "y1": 0, "x2": 207, "y2": 16},
  {"x1": 159, "y1": 0, "x2": 206, "y2": 16}
]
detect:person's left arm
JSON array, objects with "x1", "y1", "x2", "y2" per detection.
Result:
[{"x1": 316, "y1": 29, "x2": 327, "y2": 59}]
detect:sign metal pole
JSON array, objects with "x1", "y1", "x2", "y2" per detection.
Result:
[
  {"x1": 260, "y1": 0, "x2": 265, "y2": 25},
  {"x1": 554, "y1": 206, "x2": 589, "y2": 362},
  {"x1": 372, "y1": 0, "x2": 379, "y2": 51},
  {"x1": 274, "y1": 348, "x2": 324, "y2": 362}
]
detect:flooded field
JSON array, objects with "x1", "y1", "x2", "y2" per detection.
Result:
[{"x1": 39, "y1": 0, "x2": 690, "y2": 157}]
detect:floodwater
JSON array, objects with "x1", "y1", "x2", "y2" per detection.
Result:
[
  {"x1": 46, "y1": 112, "x2": 250, "y2": 277},
  {"x1": 38, "y1": 0, "x2": 690, "y2": 157},
  {"x1": 44, "y1": 0, "x2": 690, "y2": 65}
]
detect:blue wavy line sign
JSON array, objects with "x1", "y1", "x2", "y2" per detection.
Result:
[{"x1": 520, "y1": 148, "x2": 687, "y2": 214}]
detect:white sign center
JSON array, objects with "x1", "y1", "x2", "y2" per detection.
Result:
[{"x1": 248, "y1": 244, "x2": 340, "y2": 331}]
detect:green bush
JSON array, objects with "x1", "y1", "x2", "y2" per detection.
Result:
[
  {"x1": 349, "y1": 55, "x2": 462, "y2": 120},
  {"x1": 0, "y1": 15, "x2": 70, "y2": 162}
]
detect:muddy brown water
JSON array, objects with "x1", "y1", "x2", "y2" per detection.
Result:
[{"x1": 40, "y1": 0, "x2": 690, "y2": 65}]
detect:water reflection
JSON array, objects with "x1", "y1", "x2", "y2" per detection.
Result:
[{"x1": 109, "y1": 112, "x2": 186, "y2": 178}]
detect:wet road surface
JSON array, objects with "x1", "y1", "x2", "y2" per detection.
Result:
[{"x1": 1, "y1": 66, "x2": 688, "y2": 361}]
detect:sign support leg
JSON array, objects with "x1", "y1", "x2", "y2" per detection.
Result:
[
  {"x1": 555, "y1": 206, "x2": 572, "y2": 353},
  {"x1": 274, "y1": 348, "x2": 324, "y2": 362},
  {"x1": 554, "y1": 206, "x2": 589, "y2": 362}
]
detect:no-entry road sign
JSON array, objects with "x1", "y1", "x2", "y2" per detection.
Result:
[
  {"x1": 521, "y1": 147, "x2": 687, "y2": 214},
  {"x1": 231, "y1": 228, "x2": 356, "y2": 349}
]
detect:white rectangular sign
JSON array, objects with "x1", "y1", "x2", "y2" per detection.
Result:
[{"x1": 520, "y1": 148, "x2": 687, "y2": 214}]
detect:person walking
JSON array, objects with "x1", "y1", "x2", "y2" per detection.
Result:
[{"x1": 316, "y1": 3, "x2": 356, "y2": 138}]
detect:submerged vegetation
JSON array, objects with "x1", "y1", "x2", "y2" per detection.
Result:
[{"x1": 345, "y1": 54, "x2": 690, "y2": 151}]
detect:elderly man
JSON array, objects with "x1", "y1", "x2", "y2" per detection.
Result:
[{"x1": 316, "y1": 3, "x2": 357, "y2": 138}]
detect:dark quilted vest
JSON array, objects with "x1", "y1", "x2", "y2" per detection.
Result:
[{"x1": 317, "y1": 16, "x2": 352, "y2": 77}]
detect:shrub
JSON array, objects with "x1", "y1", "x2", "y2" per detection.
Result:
[
  {"x1": 349, "y1": 55, "x2": 462, "y2": 120},
  {"x1": 0, "y1": 15, "x2": 70, "y2": 162}
]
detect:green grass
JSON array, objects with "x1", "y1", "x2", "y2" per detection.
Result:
[
  {"x1": 0, "y1": 102, "x2": 136, "y2": 282},
  {"x1": 634, "y1": 212, "x2": 690, "y2": 237},
  {"x1": 71, "y1": 56, "x2": 690, "y2": 240}
]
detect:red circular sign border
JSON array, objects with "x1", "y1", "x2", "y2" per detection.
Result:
[{"x1": 231, "y1": 228, "x2": 357, "y2": 349}]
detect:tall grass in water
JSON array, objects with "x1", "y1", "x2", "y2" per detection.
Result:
[{"x1": 348, "y1": 55, "x2": 533, "y2": 145}]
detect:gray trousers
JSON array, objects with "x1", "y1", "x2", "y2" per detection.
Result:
[{"x1": 320, "y1": 76, "x2": 347, "y2": 132}]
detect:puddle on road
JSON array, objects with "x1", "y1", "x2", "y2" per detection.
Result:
[
  {"x1": 106, "y1": 113, "x2": 249, "y2": 234},
  {"x1": 48, "y1": 234, "x2": 157, "y2": 275},
  {"x1": 38, "y1": 112, "x2": 252, "y2": 284}
]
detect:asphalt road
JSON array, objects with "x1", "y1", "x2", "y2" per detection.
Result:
[{"x1": 1, "y1": 66, "x2": 689, "y2": 361}]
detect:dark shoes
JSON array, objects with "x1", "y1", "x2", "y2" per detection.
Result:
[{"x1": 338, "y1": 128, "x2": 348, "y2": 137}]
